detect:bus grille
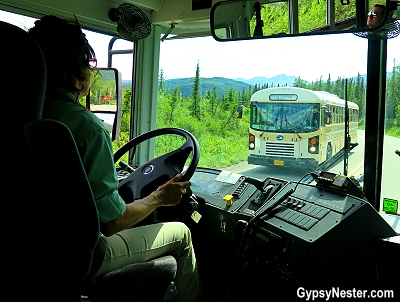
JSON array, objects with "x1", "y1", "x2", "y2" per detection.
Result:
[{"x1": 265, "y1": 142, "x2": 295, "y2": 157}]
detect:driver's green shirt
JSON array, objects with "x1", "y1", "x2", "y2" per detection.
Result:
[{"x1": 42, "y1": 87, "x2": 126, "y2": 223}]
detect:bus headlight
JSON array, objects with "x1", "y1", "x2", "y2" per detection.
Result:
[{"x1": 308, "y1": 136, "x2": 319, "y2": 154}]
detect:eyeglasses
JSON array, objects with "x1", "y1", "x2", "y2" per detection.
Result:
[
  {"x1": 84, "y1": 36, "x2": 97, "y2": 69},
  {"x1": 89, "y1": 58, "x2": 97, "y2": 69},
  {"x1": 368, "y1": 11, "x2": 382, "y2": 18}
]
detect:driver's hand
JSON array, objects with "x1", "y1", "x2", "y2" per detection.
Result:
[{"x1": 154, "y1": 174, "x2": 191, "y2": 206}]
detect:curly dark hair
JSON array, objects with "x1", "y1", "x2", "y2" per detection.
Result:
[{"x1": 28, "y1": 15, "x2": 96, "y2": 91}]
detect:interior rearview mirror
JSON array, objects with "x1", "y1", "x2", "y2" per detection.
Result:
[
  {"x1": 210, "y1": 0, "x2": 394, "y2": 41},
  {"x1": 87, "y1": 68, "x2": 122, "y2": 141}
]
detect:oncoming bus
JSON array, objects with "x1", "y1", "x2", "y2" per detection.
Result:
[{"x1": 248, "y1": 87, "x2": 359, "y2": 169}]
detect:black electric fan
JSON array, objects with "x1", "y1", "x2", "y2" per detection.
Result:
[{"x1": 109, "y1": 3, "x2": 151, "y2": 41}]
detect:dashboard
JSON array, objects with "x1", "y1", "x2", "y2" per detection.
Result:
[
  {"x1": 189, "y1": 167, "x2": 398, "y2": 285},
  {"x1": 116, "y1": 163, "x2": 398, "y2": 286}
]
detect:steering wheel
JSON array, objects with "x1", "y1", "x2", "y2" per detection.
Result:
[{"x1": 114, "y1": 128, "x2": 200, "y2": 202}]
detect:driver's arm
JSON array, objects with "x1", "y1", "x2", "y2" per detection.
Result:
[
  {"x1": 76, "y1": 122, "x2": 190, "y2": 237},
  {"x1": 101, "y1": 174, "x2": 191, "y2": 237}
]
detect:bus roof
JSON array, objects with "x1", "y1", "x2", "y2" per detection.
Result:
[{"x1": 251, "y1": 86, "x2": 359, "y2": 109}]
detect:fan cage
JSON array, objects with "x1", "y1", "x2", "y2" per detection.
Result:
[{"x1": 115, "y1": 3, "x2": 151, "y2": 41}]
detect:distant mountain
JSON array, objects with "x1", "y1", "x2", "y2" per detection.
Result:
[
  {"x1": 235, "y1": 74, "x2": 296, "y2": 87},
  {"x1": 122, "y1": 80, "x2": 132, "y2": 89},
  {"x1": 121, "y1": 72, "x2": 389, "y2": 97},
  {"x1": 123, "y1": 75, "x2": 296, "y2": 98},
  {"x1": 163, "y1": 75, "x2": 300, "y2": 97},
  {"x1": 164, "y1": 77, "x2": 253, "y2": 98},
  {"x1": 348, "y1": 72, "x2": 391, "y2": 83}
]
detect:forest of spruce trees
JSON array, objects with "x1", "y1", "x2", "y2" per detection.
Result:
[{"x1": 112, "y1": 61, "x2": 399, "y2": 168}]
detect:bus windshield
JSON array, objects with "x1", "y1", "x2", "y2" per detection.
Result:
[
  {"x1": 1, "y1": 5, "x2": 398, "y2": 211},
  {"x1": 250, "y1": 103, "x2": 320, "y2": 132},
  {"x1": 1, "y1": 2, "x2": 399, "y2": 299}
]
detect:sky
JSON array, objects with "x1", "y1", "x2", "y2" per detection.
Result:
[
  {"x1": 1, "y1": 10, "x2": 399, "y2": 82},
  {"x1": 159, "y1": 31, "x2": 400, "y2": 82},
  {"x1": 91, "y1": 28, "x2": 400, "y2": 83}
]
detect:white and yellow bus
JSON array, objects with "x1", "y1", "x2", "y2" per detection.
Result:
[{"x1": 248, "y1": 86, "x2": 359, "y2": 169}]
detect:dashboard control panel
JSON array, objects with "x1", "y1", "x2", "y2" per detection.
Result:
[
  {"x1": 189, "y1": 167, "x2": 288, "y2": 241},
  {"x1": 189, "y1": 167, "x2": 397, "y2": 286}
]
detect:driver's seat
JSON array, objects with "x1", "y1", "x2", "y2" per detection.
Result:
[{"x1": 0, "y1": 20, "x2": 177, "y2": 302}]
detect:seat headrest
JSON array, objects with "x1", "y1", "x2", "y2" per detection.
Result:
[{"x1": 0, "y1": 21, "x2": 46, "y2": 126}]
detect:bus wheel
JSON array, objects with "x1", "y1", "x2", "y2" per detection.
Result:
[{"x1": 326, "y1": 143, "x2": 332, "y2": 161}]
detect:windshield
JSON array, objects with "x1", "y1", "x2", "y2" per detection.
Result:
[
  {"x1": 1, "y1": 10, "x2": 398, "y2": 213},
  {"x1": 250, "y1": 103, "x2": 320, "y2": 133}
]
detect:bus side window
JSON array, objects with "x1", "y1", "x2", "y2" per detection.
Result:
[
  {"x1": 325, "y1": 111, "x2": 332, "y2": 125},
  {"x1": 341, "y1": 107, "x2": 344, "y2": 123},
  {"x1": 332, "y1": 107, "x2": 336, "y2": 124}
]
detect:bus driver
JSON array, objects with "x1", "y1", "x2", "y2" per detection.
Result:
[{"x1": 28, "y1": 15, "x2": 201, "y2": 302}]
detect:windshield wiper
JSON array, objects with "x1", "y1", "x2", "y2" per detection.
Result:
[{"x1": 284, "y1": 114, "x2": 302, "y2": 139}]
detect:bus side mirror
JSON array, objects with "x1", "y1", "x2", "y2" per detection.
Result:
[
  {"x1": 237, "y1": 105, "x2": 243, "y2": 119},
  {"x1": 87, "y1": 68, "x2": 122, "y2": 141},
  {"x1": 325, "y1": 111, "x2": 332, "y2": 125}
]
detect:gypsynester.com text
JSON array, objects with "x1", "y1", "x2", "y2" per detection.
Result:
[{"x1": 297, "y1": 287, "x2": 394, "y2": 300}]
